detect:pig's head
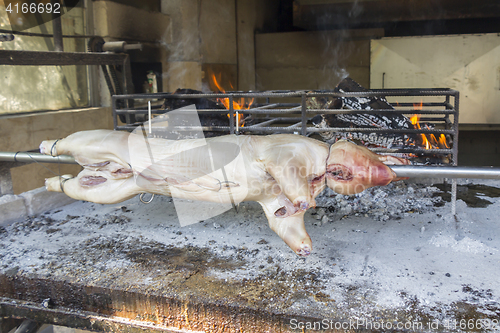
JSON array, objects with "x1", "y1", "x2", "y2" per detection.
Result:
[{"x1": 326, "y1": 140, "x2": 408, "y2": 195}]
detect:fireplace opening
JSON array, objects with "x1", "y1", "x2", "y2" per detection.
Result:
[{"x1": 112, "y1": 77, "x2": 458, "y2": 167}]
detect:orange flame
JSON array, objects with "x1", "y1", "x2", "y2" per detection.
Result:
[
  {"x1": 439, "y1": 134, "x2": 449, "y2": 148},
  {"x1": 210, "y1": 73, "x2": 254, "y2": 127},
  {"x1": 411, "y1": 101, "x2": 449, "y2": 150}
]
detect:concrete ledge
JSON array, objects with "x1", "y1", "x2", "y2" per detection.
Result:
[
  {"x1": 0, "y1": 195, "x2": 28, "y2": 226},
  {"x1": 0, "y1": 188, "x2": 75, "y2": 226},
  {"x1": 20, "y1": 187, "x2": 76, "y2": 217}
]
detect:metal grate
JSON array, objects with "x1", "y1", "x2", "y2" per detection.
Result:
[{"x1": 112, "y1": 88, "x2": 459, "y2": 166}]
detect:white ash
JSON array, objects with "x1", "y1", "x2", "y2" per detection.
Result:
[
  {"x1": 314, "y1": 181, "x2": 443, "y2": 221},
  {"x1": 1, "y1": 180, "x2": 499, "y2": 325}
]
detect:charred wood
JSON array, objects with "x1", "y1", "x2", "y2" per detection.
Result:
[
  {"x1": 311, "y1": 78, "x2": 417, "y2": 148},
  {"x1": 161, "y1": 89, "x2": 233, "y2": 138}
]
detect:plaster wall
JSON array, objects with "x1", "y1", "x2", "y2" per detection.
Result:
[
  {"x1": 371, "y1": 33, "x2": 500, "y2": 124},
  {"x1": 255, "y1": 29, "x2": 383, "y2": 90},
  {"x1": 0, "y1": 107, "x2": 113, "y2": 194},
  {"x1": 160, "y1": 0, "x2": 274, "y2": 92},
  {"x1": 92, "y1": 1, "x2": 171, "y2": 105},
  {"x1": 161, "y1": 0, "x2": 240, "y2": 92},
  {"x1": 93, "y1": 1, "x2": 171, "y2": 43}
]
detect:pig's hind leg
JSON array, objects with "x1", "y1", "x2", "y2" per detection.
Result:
[{"x1": 45, "y1": 172, "x2": 137, "y2": 204}]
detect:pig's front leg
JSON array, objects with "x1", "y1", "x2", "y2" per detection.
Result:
[
  {"x1": 258, "y1": 136, "x2": 329, "y2": 211},
  {"x1": 265, "y1": 154, "x2": 316, "y2": 211},
  {"x1": 259, "y1": 197, "x2": 312, "y2": 256}
]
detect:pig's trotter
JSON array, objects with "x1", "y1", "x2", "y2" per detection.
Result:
[
  {"x1": 39, "y1": 139, "x2": 61, "y2": 156},
  {"x1": 45, "y1": 175, "x2": 74, "y2": 193},
  {"x1": 262, "y1": 203, "x2": 313, "y2": 256},
  {"x1": 296, "y1": 244, "x2": 311, "y2": 257}
]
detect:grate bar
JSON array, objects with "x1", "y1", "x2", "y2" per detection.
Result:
[
  {"x1": 286, "y1": 122, "x2": 303, "y2": 129},
  {"x1": 248, "y1": 119, "x2": 280, "y2": 127},
  {"x1": 113, "y1": 89, "x2": 458, "y2": 100},
  {"x1": 371, "y1": 148, "x2": 452, "y2": 154},
  {"x1": 114, "y1": 125, "x2": 455, "y2": 137},
  {"x1": 306, "y1": 127, "x2": 455, "y2": 134},
  {"x1": 247, "y1": 117, "x2": 302, "y2": 128},
  {"x1": 115, "y1": 108, "x2": 455, "y2": 115},
  {"x1": 304, "y1": 109, "x2": 455, "y2": 115}
]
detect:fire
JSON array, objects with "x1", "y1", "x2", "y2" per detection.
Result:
[
  {"x1": 210, "y1": 73, "x2": 254, "y2": 127},
  {"x1": 411, "y1": 101, "x2": 449, "y2": 150}
]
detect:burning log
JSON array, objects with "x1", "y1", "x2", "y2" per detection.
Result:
[
  {"x1": 310, "y1": 78, "x2": 454, "y2": 164},
  {"x1": 161, "y1": 89, "x2": 229, "y2": 138},
  {"x1": 160, "y1": 88, "x2": 252, "y2": 138},
  {"x1": 40, "y1": 130, "x2": 408, "y2": 257},
  {"x1": 311, "y1": 77, "x2": 415, "y2": 148},
  {"x1": 162, "y1": 88, "x2": 222, "y2": 111}
]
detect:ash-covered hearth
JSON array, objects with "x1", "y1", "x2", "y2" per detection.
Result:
[
  {"x1": 314, "y1": 181, "x2": 444, "y2": 222},
  {"x1": 1, "y1": 177, "x2": 499, "y2": 332}
]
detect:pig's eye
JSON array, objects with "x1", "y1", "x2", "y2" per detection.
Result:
[
  {"x1": 274, "y1": 206, "x2": 287, "y2": 217},
  {"x1": 327, "y1": 165, "x2": 353, "y2": 181}
]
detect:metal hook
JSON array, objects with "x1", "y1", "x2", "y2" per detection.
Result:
[{"x1": 139, "y1": 193, "x2": 155, "y2": 204}]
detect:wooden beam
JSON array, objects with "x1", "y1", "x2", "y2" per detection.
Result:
[
  {"x1": 0, "y1": 50, "x2": 127, "y2": 66},
  {"x1": 294, "y1": 0, "x2": 500, "y2": 30},
  {"x1": 0, "y1": 275, "x2": 317, "y2": 333},
  {"x1": 0, "y1": 317, "x2": 23, "y2": 333}
]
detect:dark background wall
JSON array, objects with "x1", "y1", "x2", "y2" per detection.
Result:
[{"x1": 459, "y1": 131, "x2": 500, "y2": 166}]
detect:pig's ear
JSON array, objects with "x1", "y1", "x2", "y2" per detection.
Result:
[
  {"x1": 377, "y1": 155, "x2": 410, "y2": 181},
  {"x1": 378, "y1": 155, "x2": 410, "y2": 166}
]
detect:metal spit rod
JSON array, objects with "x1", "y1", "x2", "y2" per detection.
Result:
[
  {"x1": 390, "y1": 165, "x2": 500, "y2": 180},
  {"x1": 0, "y1": 152, "x2": 77, "y2": 164},
  {"x1": 1, "y1": 152, "x2": 500, "y2": 180}
]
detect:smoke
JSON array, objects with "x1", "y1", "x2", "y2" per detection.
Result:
[
  {"x1": 159, "y1": 0, "x2": 203, "y2": 91},
  {"x1": 320, "y1": 28, "x2": 351, "y2": 87},
  {"x1": 317, "y1": 0, "x2": 363, "y2": 88}
]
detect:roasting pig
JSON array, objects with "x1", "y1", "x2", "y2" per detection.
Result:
[{"x1": 40, "y1": 130, "x2": 408, "y2": 256}]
